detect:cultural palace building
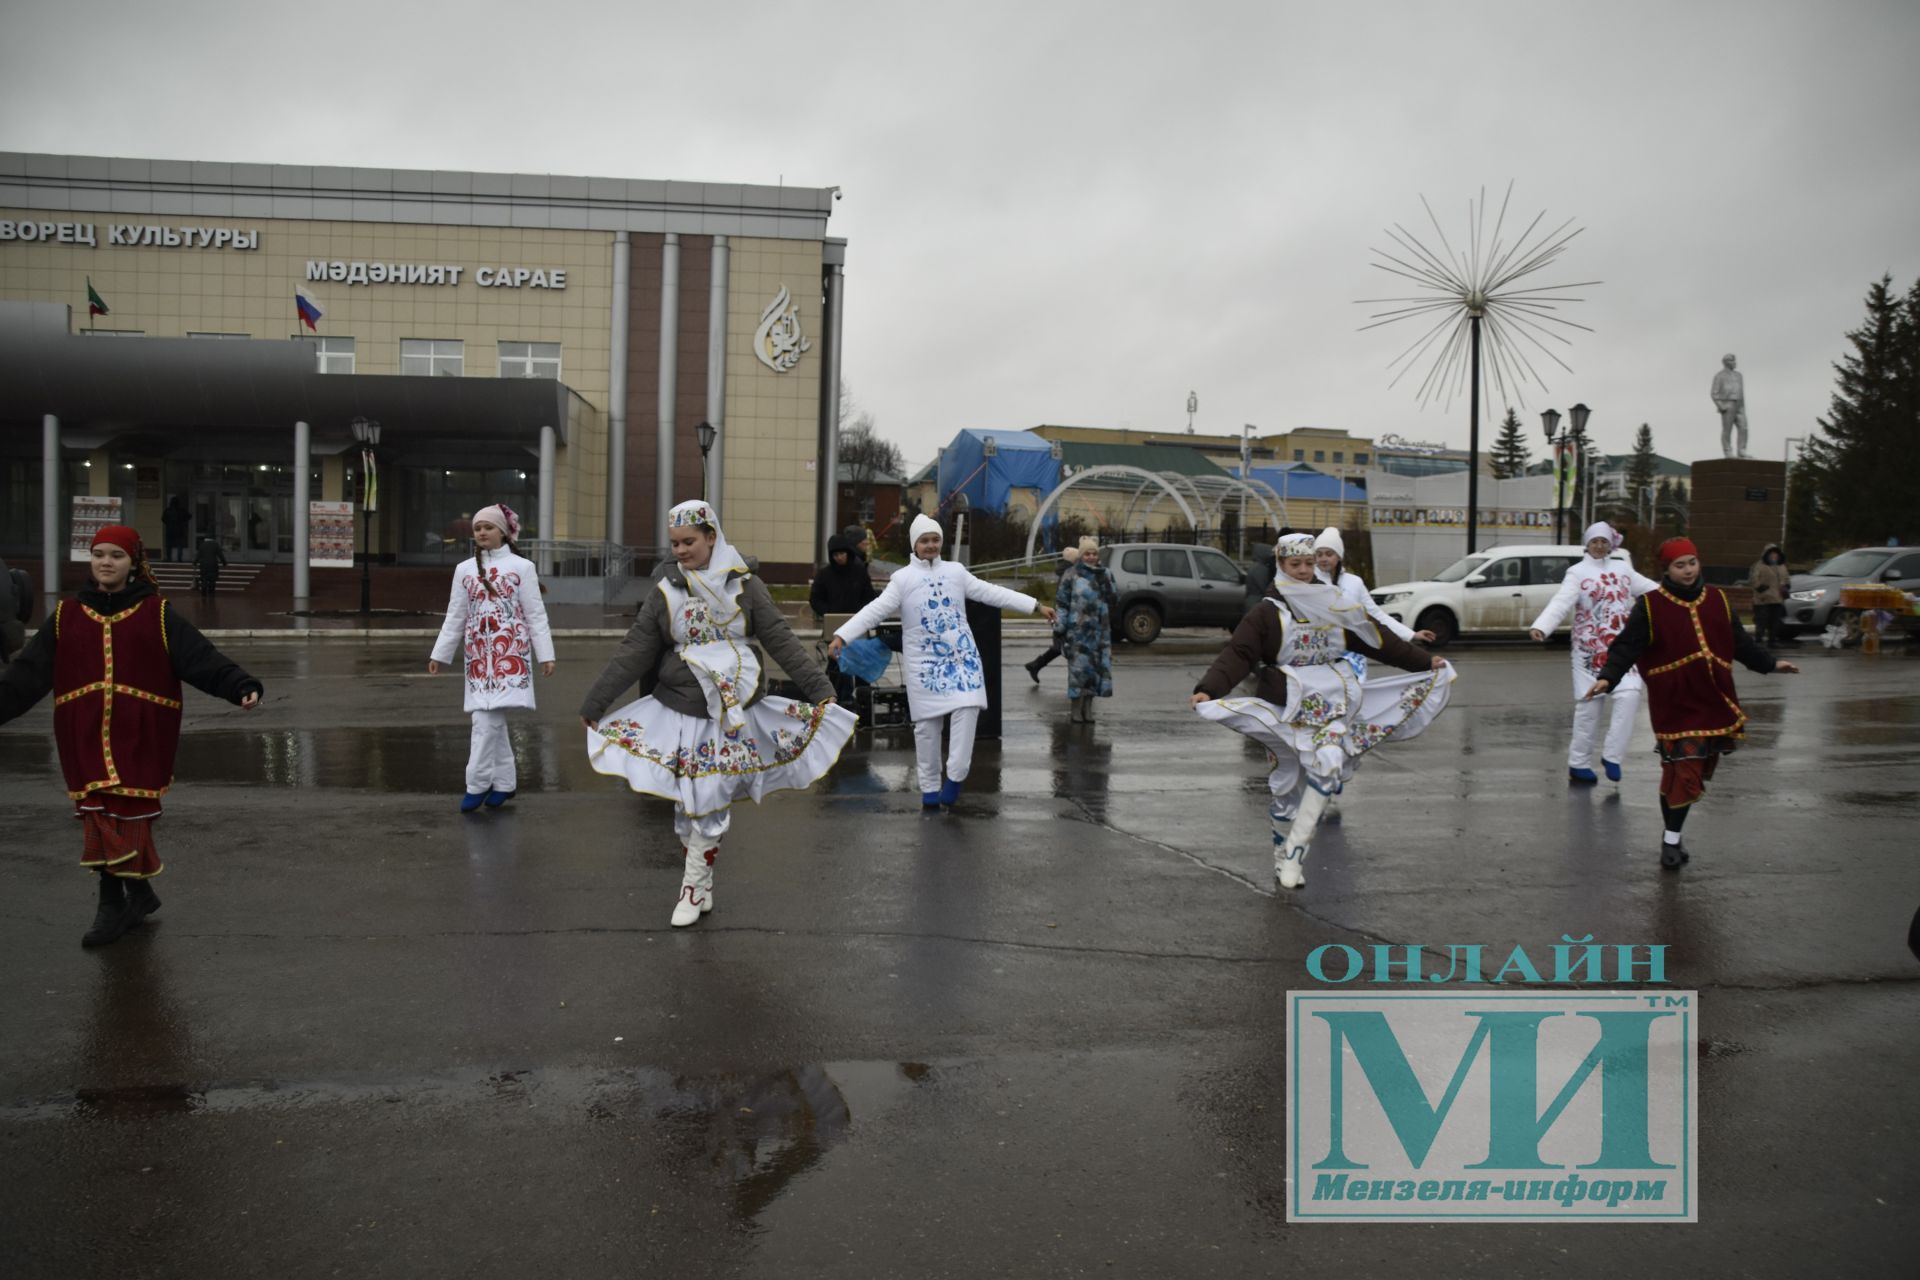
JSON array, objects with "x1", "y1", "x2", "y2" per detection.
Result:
[{"x1": 0, "y1": 150, "x2": 847, "y2": 602}]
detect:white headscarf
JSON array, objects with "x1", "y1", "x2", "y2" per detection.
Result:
[
  {"x1": 669, "y1": 499, "x2": 749, "y2": 602},
  {"x1": 1276, "y1": 531, "x2": 1316, "y2": 560},
  {"x1": 665, "y1": 499, "x2": 755, "y2": 731},
  {"x1": 1582, "y1": 521, "x2": 1623, "y2": 552}
]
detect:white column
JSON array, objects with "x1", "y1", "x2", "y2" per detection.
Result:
[
  {"x1": 538, "y1": 424, "x2": 557, "y2": 575},
  {"x1": 41, "y1": 414, "x2": 60, "y2": 605},
  {"x1": 655, "y1": 233, "x2": 681, "y2": 550},
  {"x1": 607, "y1": 231, "x2": 630, "y2": 545},
  {"x1": 816, "y1": 262, "x2": 846, "y2": 560},
  {"x1": 292, "y1": 420, "x2": 311, "y2": 604},
  {"x1": 705, "y1": 235, "x2": 730, "y2": 511}
]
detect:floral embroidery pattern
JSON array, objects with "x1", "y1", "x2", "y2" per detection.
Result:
[
  {"x1": 914, "y1": 581, "x2": 984, "y2": 696},
  {"x1": 1345, "y1": 672, "x2": 1444, "y2": 755},
  {"x1": 1285, "y1": 623, "x2": 1344, "y2": 668},
  {"x1": 462, "y1": 566, "x2": 533, "y2": 695},
  {"x1": 1572, "y1": 568, "x2": 1637, "y2": 675},
  {"x1": 599, "y1": 700, "x2": 831, "y2": 779}
]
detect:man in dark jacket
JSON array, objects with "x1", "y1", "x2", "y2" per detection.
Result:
[
  {"x1": 161, "y1": 496, "x2": 192, "y2": 562},
  {"x1": 194, "y1": 536, "x2": 228, "y2": 599},
  {"x1": 1244, "y1": 541, "x2": 1277, "y2": 613},
  {"x1": 0, "y1": 555, "x2": 25, "y2": 661},
  {"x1": 811, "y1": 535, "x2": 877, "y2": 619}
]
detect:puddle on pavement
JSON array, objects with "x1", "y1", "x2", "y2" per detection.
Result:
[{"x1": 11, "y1": 1060, "x2": 935, "y2": 1221}]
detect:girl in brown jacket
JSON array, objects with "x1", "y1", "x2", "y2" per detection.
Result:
[{"x1": 580, "y1": 500, "x2": 857, "y2": 926}]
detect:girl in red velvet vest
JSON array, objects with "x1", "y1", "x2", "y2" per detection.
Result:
[
  {"x1": 1587, "y1": 538, "x2": 1798, "y2": 869},
  {"x1": 0, "y1": 526, "x2": 263, "y2": 946}
]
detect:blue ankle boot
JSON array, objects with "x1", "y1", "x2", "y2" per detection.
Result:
[
  {"x1": 922, "y1": 791, "x2": 943, "y2": 810},
  {"x1": 1602, "y1": 760, "x2": 1622, "y2": 782},
  {"x1": 1568, "y1": 768, "x2": 1598, "y2": 785},
  {"x1": 484, "y1": 789, "x2": 516, "y2": 809},
  {"x1": 938, "y1": 778, "x2": 962, "y2": 807},
  {"x1": 460, "y1": 791, "x2": 486, "y2": 813}
]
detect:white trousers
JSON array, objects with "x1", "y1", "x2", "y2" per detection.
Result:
[
  {"x1": 1568, "y1": 682, "x2": 1643, "y2": 769},
  {"x1": 912, "y1": 707, "x2": 981, "y2": 794},
  {"x1": 673, "y1": 808, "x2": 731, "y2": 848},
  {"x1": 465, "y1": 709, "x2": 519, "y2": 794}
]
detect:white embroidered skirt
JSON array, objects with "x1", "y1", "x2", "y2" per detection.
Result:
[
  {"x1": 1196, "y1": 662, "x2": 1456, "y2": 790},
  {"x1": 586, "y1": 694, "x2": 858, "y2": 818}
]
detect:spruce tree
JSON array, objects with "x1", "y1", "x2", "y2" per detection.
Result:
[
  {"x1": 1490, "y1": 407, "x2": 1531, "y2": 479},
  {"x1": 1808, "y1": 275, "x2": 1919, "y2": 548}
]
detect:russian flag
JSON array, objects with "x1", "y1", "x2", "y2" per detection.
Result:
[{"x1": 295, "y1": 285, "x2": 324, "y2": 332}]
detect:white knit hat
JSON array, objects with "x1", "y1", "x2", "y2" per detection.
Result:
[
  {"x1": 1312, "y1": 527, "x2": 1345, "y2": 559},
  {"x1": 910, "y1": 513, "x2": 944, "y2": 547},
  {"x1": 1077, "y1": 536, "x2": 1100, "y2": 554}
]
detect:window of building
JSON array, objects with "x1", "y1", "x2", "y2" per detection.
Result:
[
  {"x1": 188, "y1": 332, "x2": 250, "y2": 339},
  {"x1": 400, "y1": 466, "x2": 537, "y2": 560},
  {"x1": 498, "y1": 341, "x2": 561, "y2": 380},
  {"x1": 1333, "y1": 451, "x2": 1344, "y2": 463},
  {"x1": 401, "y1": 338, "x2": 464, "y2": 377},
  {"x1": 291, "y1": 335, "x2": 356, "y2": 373},
  {"x1": 1293, "y1": 448, "x2": 1304, "y2": 461},
  {"x1": 1314, "y1": 450, "x2": 1326, "y2": 462},
  {"x1": 81, "y1": 329, "x2": 143, "y2": 337},
  {"x1": 1355, "y1": 452, "x2": 1369, "y2": 465}
]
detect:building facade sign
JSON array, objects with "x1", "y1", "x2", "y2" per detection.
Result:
[
  {"x1": 0, "y1": 221, "x2": 260, "y2": 249},
  {"x1": 752, "y1": 284, "x2": 811, "y2": 372},
  {"x1": 304, "y1": 261, "x2": 567, "y2": 289}
]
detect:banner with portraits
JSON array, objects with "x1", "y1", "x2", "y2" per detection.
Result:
[
  {"x1": 309, "y1": 501, "x2": 356, "y2": 568},
  {"x1": 69, "y1": 496, "x2": 124, "y2": 561}
]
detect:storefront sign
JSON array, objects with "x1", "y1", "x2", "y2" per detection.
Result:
[
  {"x1": 309, "y1": 501, "x2": 355, "y2": 568},
  {"x1": 304, "y1": 261, "x2": 567, "y2": 289},
  {"x1": 0, "y1": 221, "x2": 259, "y2": 250},
  {"x1": 1370, "y1": 505, "x2": 1553, "y2": 529},
  {"x1": 753, "y1": 284, "x2": 811, "y2": 373},
  {"x1": 69, "y1": 496, "x2": 123, "y2": 561}
]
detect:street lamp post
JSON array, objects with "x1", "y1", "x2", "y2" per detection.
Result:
[
  {"x1": 351, "y1": 416, "x2": 382, "y2": 614},
  {"x1": 1540, "y1": 404, "x2": 1592, "y2": 544},
  {"x1": 696, "y1": 420, "x2": 718, "y2": 502},
  {"x1": 1540, "y1": 408, "x2": 1564, "y2": 544}
]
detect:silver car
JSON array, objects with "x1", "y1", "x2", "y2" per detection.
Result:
[
  {"x1": 1783, "y1": 546, "x2": 1920, "y2": 638},
  {"x1": 1105, "y1": 543, "x2": 1248, "y2": 643}
]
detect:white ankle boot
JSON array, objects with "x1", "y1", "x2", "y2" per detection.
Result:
[
  {"x1": 671, "y1": 844, "x2": 716, "y2": 927},
  {"x1": 1273, "y1": 787, "x2": 1332, "y2": 891}
]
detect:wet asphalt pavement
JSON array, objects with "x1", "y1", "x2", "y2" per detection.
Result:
[{"x1": 0, "y1": 634, "x2": 1915, "y2": 1278}]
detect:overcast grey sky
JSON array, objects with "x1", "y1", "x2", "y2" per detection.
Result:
[{"x1": 4, "y1": 0, "x2": 1916, "y2": 473}]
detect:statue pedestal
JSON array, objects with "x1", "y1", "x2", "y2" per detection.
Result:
[{"x1": 1688, "y1": 458, "x2": 1787, "y2": 584}]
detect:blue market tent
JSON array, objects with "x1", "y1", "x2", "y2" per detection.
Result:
[{"x1": 934, "y1": 428, "x2": 1060, "y2": 514}]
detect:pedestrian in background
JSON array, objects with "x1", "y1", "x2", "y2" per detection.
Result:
[
  {"x1": 1243, "y1": 541, "x2": 1277, "y2": 614},
  {"x1": 161, "y1": 495, "x2": 192, "y2": 562},
  {"x1": 0, "y1": 525, "x2": 262, "y2": 947},
  {"x1": 1023, "y1": 544, "x2": 1081, "y2": 682},
  {"x1": 811, "y1": 533, "x2": 879, "y2": 702},
  {"x1": 428, "y1": 504, "x2": 555, "y2": 813},
  {"x1": 581, "y1": 500, "x2": 856, "y2": 927},
  {"x1": 0, "y1": 554, "x2": 26, "y2": 662},
  {"x1": 193, "y1": 535, "x2": 227, "y2": 600},
  {"x1": 1055, "y1": 537, "x2": 1116, "y2": 722},
  {"x1": 1749, "y1": 544, "x2": 1791, "y2": 644}
]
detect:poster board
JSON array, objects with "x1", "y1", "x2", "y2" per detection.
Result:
[
  {"x1": 309, "y1": 501, "x2": 356, "y2": 569},
  {"x1": 69, "y1": 496, "x2": 123, "y2": 561}
]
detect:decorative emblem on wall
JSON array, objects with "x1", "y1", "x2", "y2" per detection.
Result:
[{"x1": 753, "y1": 284, "x2": 812, "y2": 373}]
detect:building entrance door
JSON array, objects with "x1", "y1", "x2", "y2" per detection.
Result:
[{"x1": 190, "y1": 469, "x2": 295, "y2": 563}]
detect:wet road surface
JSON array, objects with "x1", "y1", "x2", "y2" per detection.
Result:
[{"x1": 1, "y1": 637, "x2": 1915, "y2": 1277}]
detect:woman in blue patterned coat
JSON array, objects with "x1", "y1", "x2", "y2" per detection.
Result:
[{"x1": 1055, "y1": 537, "x2": 1116, "y2": 722}]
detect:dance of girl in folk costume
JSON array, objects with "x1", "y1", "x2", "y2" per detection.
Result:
[
  {"x1": 1529, "y1": 521, "x2": 1660, "y2": 783},
  {"x1": 0, "y1": 525, "x2": 262, "y2": 947},
  {"x1": 1587, "y1": 537, "x2": 1797, "y2": 869},
  {"x1": 1191, "y1": 532, "x2": 1453, "y2": 889},
  {"x1": 828, "y1": 513, "x2": 1057, "y2": 809},
  {"x1": 429, "y1": 504, "x2": 556, "y2": 812},
  {"x1": 580, "y1": 500, "x2": 857, "y2": 926}
]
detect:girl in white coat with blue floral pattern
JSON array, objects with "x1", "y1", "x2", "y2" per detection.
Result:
[{"x1": 829, "y1": 514, "x2": 1056, "y2": 809}]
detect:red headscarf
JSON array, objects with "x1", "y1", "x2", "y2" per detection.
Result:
[
  {"x1": 90, "y1": 524, "x2": 160, "y2": 588},
  {"x1": 1657, "y1": 537, "x2": 1699, "y2": 566}
]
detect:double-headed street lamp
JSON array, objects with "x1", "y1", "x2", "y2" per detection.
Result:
[
  {"x1": 351, "y1": 416, "x2": 382, "y2": 614},
  {"x1": 1540, "y1": 403, "x2": 1590, "y2": 544}
]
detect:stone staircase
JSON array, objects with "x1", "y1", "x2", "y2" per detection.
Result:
[{"x1": 148, "y1": 560, "x2": 265, "y2": 594}]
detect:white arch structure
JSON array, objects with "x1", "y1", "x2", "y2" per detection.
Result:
[
  {"x1": 1024, "y1": 465, "x2": 1200, "y2": 561},
  {"x1": 1024, "y1": 466, "x2": 1292, "y2": 560}
]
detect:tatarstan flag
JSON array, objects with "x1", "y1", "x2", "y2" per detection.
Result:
[{"x1": 86, "y1": 278, "x2": 109, "y2": 318}]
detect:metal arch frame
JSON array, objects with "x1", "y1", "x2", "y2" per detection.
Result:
[
  {"x1": 1135, "y1": 472, "x2": 1287, "y2": 530},
  {"x1": 1025, "y1": 465, "x2": 1201, "y2": 560}
]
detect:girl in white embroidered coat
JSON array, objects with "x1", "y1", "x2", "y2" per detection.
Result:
[
  {"x1": 828, "y1": 513, "x2": 1056, "y2": 809},
  {"x1": 428, "y1": 504, "x2": 555, "y2": 812},
  {"x1": 1527, "y1": 521, "x2": 1660, "y2": 784}
]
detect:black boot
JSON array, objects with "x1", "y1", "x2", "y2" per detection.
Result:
[
  {"x1": 81, "y1": 874, "x2": 135, "y2": 948},
  {"x1": 126, "y1": 878, "x2": 163, "y2": 925},
  {"x1": 1659, "y1": 841, "x2": 1689, "y2": 870},
  {"x1": 1025, "y1": 660, "x2": 1042, "y2": 684}
]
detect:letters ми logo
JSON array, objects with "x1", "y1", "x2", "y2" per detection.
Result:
[{"x1": 1286, "y1": 992, "x2": 1697, "y2": 1222}]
